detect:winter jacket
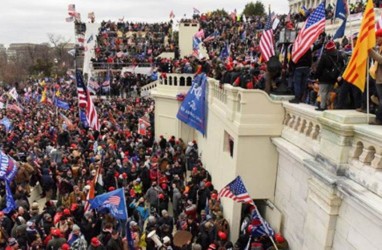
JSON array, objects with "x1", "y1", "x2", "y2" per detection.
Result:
[{"x1": 315, "y1": 50, "x2": 345, "y2": 84}]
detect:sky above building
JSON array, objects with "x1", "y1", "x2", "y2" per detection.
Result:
[{"x1": 0, "y1": 0, "x2": 289, "y2": 47}]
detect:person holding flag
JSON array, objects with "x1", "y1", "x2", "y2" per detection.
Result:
[
  {"x1": 218, "y1": 176, "x2": 279, "y2": 250},
  {"x1": 314, "y1": 40, "x2": 345, "y2": 111},
  {"x1": 368, "y1": 29, "x2": 382, "y2": 124}
]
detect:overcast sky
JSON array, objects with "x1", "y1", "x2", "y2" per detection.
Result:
[{"x1": 1, "y1": 0, "x2": 289, "y2": 47}]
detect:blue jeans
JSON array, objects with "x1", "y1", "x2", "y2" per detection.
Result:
[{"x1": 293, "y1": 67, "x2": 310, "y2": 101}]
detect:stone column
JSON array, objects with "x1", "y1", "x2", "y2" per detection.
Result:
[{"x1": 302, "y1": 177, "x2": 342, "y2": 250}]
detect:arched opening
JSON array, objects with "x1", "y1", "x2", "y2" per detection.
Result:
[{"x1": 186, "y1": 77, "x2": 192, "y2": 86}]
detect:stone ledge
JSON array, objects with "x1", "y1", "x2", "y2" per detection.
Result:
[
  {"x1": 323, "y1": 110, "x2": 375, "y2": 125},
  {"x1": 337, "y1": 178, "x2": 382, "y2": 222},
  {"x1": 353, "y1": 124, "x2": 382, "y2": 145}
]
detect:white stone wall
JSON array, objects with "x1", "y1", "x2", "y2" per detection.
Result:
[
  {"x1": 333, "y1": 198, "x2": 382, "y2": 250},
  {"x1": 274, "y1": 139, "x2": 311, "y2": 249}
]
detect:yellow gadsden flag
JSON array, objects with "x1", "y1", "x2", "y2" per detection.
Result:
[{"x1": 342, "y1": 0, "x2": 375, "y2": 92}]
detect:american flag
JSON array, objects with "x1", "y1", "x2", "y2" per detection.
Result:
[
  {"x1": 88, "y1": 77, "x2": 100, "y2": 89},
  {"x1": 6, "y1": 103, "x2": 22, "y2": 113},
  {"x1": 193, "y1": 7, "x2": 200, "y2": 15},
  {"x1": 76, "y1": 70, "x2": 100, "y2": 131},
  {"x1": 68, "y1": 4, "x2": 75, "y2": 12},
  {"x1": 218, "y1": 176, "x2": 254, "y2": 205},
  {"x1": 169, "y1": 10, "x2": 175, "y2": 19},
  {"x1": 102, "y1": 70, "x2": 111, "y2": 87},
  {"x1": 105, "y1": 195, "x2": 121, "y2": 206},
  {"x1": 259, "y1": 9, "x2": 275, "y2": 62},
  {"x1": 292, "y1": 2, "x2": 326, "y2": 63},
  {"x1": 68, "y1": 4, "x2": 76, "y2": 16}
]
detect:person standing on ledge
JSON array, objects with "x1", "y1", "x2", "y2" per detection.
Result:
[
  {"x1": 368, "y1": 29, "x2": 382, "y2": 125},
  {"x1": 314, "y1": 40, "x2": 344, "y2": 111}
]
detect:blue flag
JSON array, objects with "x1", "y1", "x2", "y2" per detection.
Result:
[
  {"x1": 87, "y1": 34, "x2": 94, "y2": 44},
  {"x1": 251, "y1": 208, "x2": 275, "y2": 238},
  {"x1": 0, "y1": 117, "x2": 12, "y2": 132},
  {"x1": 176, "y1": 73, "x2": 207, "y2": 135},
  {"x1": 0, "y1": 151, "x2": 18, "y2": 213},
  {"x1": 333, "y1": 20, "x2": 347, "y2": 39},
  {"x1": 335, "y1": 0, "x2": 347, "y2": 20},
  {"x1": 220, "y1": 43, "x2": 230, "y2": 59},
  {"x1": 79, "y1": 109, "x2": 89, "y2": 128},
  {"x1": 333, "y1": 0, "x2": 347, "y2": 39},
  {"x1": 192, "y1": 36, "x2": 201, "y2": 56},
  {"x1": 54, "y1": 98, "x2": 70, "y2": 110},
  {"x1": 125, "y1": 221, "x2": 135, "y2": 249},
  {"x1": 89, "y1": 188, "x2": 128, "y2": 220}
]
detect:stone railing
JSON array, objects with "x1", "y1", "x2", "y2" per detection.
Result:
[
  {"x1": 349, "y1": 126, "x2": 382, "y2": 169},
  {"x1": 346, "y1": 125, "x2": 382, "y2": 197},
  {"x1": 150, "y1": 73, "x2": 194, "y2": 98},
  {"x1": 282, "y1": 102, "x2": 322, "y2": 155},
  {"x1": 140, "y1": 80, "x2": 158, "y2": 97},
  {"x1": 160, "y1": 73, "x2": 194, "y2": 87},
  {"x1": 208, "y1": 79, "x2": 285, "y2": 135},
  {"x1": 209, "y1": 79, "x2": 228, "y2": 104}
]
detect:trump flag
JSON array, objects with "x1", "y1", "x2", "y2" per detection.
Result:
[
  {"x1": 0, "y1": 150, "x2": 18, "y2": 213},
  {"x1": 176, "y1": 73, "x2": 207, "y2": 135},
  {"x1": 89, "y1": 188, "x2": 127, "y2": 220}
]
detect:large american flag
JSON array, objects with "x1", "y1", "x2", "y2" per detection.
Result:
[
  {"x1": 259, "y1": 9, "x2": 275, "y2": 62},
  {"x1": 292, "y1": 2, "x2": 326, "y2": 63},
  {"x1": 218, "y1": 176, "x2": 254, "y2": 205},
  {"x1": 76, "y1": 70, "x2": 100, "y2": 131}
]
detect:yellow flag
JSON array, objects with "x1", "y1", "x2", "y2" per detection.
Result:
[
  {"x1": 342, "y1": 0, "x2": 375, "y2": 92},
  {"x1": 41, "y1": 87, "x2": 47, "y2": 103}
]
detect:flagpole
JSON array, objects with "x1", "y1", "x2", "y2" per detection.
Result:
[
  {"x1": 367, "y1": 58, "x2": 370, "y2": 123},
  {"x1": 253, "y1": 205, "x2": 279, "y2": 250}
]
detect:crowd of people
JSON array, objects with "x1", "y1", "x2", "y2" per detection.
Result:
[
  {"x1": 91, "y1": 21, "x2": 177, "y2": 70},
  {"x1": 0, "y1": 67, "x2": 289, "y2": 250},
  {"x1": 7, "y1": 1, "x2": 382, "y2": 248}
]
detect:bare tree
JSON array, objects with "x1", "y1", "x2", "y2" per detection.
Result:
[{"x1": 47, "y1": 33, "x2": 73, "y2": 74}]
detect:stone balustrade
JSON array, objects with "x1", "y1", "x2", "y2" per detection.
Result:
[
  {"x1": 151, "y1": 73, "x2": 195, "y2": 98},
  {"x1": 282, "y1": 103, "x2": 321, "y2": 155},
  {"x1": 160, "y1": 73, "x2": 194, "y2": 87},
  {"x1": 140, "y1": 80, "x2": 158, "y2": 97}
]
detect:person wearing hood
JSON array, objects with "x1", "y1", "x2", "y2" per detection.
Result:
[
  {"x1": 172, "y1": 184, "x2": 182, "y2": 220},
  {"x1": 68, "y1": 224, "x2": 87, "y2": 250},
  {"x1": 314, "y1": 40, "x2": 345, "y2": 111}
]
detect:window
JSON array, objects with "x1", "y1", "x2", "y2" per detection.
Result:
[{"x1": 224, "y1": 131, "x2": 234, "y2": 158}]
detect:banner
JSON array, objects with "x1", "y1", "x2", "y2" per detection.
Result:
[
  {"x1": 0, "y1": 117, "x2": 12, "y2": 132},
  {"x1": 54, "y1": 98, "x2": 70, "y2": 110},
  {"x1": 176, "y1": 73, "x2": 207, "y2": 135},
  {"x1": 0, "y1": 151, "x2": 18, "y2": 213},
  {"x1": 89, "y1": 188, "x2": 128, "y2": 220},
  {"x1": 8, "y1": 88, "x2": 18, "y2": 100},
  {"x1": 138, "y1": 118, "x2": 150, "y2": 136},
  {"x1": 79, "y1": 109, "x2": 89, "y2": 128}
]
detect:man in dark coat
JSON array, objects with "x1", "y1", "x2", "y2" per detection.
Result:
[
  {"x1": 106, "y1": 230, "x2": 123, "y2": 250},
  {"x1": 315, "y1": 40, "x2": 345, "y2": 110}
]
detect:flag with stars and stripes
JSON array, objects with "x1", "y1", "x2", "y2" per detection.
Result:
[
  {"x1": 292, "y1": 2, "x2": 326, "y2": 63},
  {"x1": 218, "y1": 176, "x2": 254, "y2": 206},
  {"x1": 259, "y1": 8, "x2": 275, "y2": 62},
  {"x1": 76, "y1": 70, "x2": 100, "y2": 131}
]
